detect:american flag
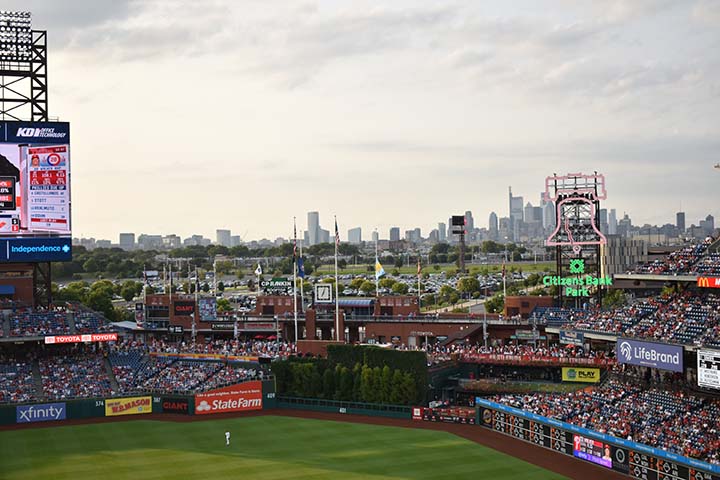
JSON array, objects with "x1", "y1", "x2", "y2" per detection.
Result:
[
  {"x1": 293, "y1": 219, "x2": 297, "y2": 262},
  {"x1": 417, "y1": 257, "x2": 422, "y2": 276},
  {"x1": 334, "y1": 217, "x2": 340, "y2": 249}
]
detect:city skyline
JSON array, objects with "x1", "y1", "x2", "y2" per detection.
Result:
[{"x1": 6, "y1": 1, "x2": 720, "y2": 240}]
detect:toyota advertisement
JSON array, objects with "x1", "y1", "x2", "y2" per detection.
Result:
[
  {"x1": 616, "y1": 338, "x2": 684, "y2": 373},
  {"x1": 194, "y1": 381, "x2": 263, "y2": 415},
  {"x1": 0, "y1": 121, "x2": 71, "y2": 263}
]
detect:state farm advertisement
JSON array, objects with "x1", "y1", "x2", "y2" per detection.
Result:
[
  {"x1": 44, "y1": 333, "x2": 117, "y2": 344},
  {"x1": 194, "y1": 381, "x2": 262, "y2": 415}
]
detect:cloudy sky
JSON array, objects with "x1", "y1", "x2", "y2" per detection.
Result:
[{"x1": 9, "y1": 0, "x2": 720, "y2": 242}]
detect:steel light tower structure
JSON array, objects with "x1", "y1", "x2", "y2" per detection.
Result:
[
  {"x1": 0, "y1": 11, "x2": 48, "y2": 121},
  {"x1": 544, "y1": 173, "x2": 607, "y2": 307}
]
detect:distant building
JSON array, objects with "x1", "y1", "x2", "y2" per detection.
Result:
[
  {"x1": 488, "y1": 212, "x2": 498, "y2": 240},
  {"x1": 371, "y1": 231, "x2": 379, "y2": 243},
  {"x1": 700, "y1": 215, "x2": 715, "y2": 235},
  {"x1": 676, "y1": 212, "x2": 686, "y2": 233},
  {"x1": 603, "y1": 235, "x2": 648, "y2": 276},
  {"x1": 138, "y1": 234, "x2": 163, "y2": 250},
  {"x1": 608, "y1": 209, "x2": 618, "y2": 235},
  {"x1": 347, "y1": 227, "x2": 362, "y2": 244},
  {"x1": 230, "y1": 235, "x2": 242, "y2": 247},
  {"x1": 438, "y1": 222, "x2": 446, "y2": 242},
  {"x1": 163, "y1": 234, "x2": 181, "y2": 249},
  {"x1": 389, "y1": 227, "x2": 400, "y2": 242},
  {"x1": 464, "y1": 211, "x2": 474, "y2": 231},
  {"x1": 216, "y1": 229, "x2": 231, "y2": 247},
  {"x1": 119, "y1": 233, "x2": 135, "y2": 251}
]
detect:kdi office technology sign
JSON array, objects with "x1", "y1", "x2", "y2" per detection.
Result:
[
  {"x1": 16, "y1": 402, "x2": 66, "y2": 423},
  {"x1": 616, "y1": 338, "x2": 683, "y2": 372}
]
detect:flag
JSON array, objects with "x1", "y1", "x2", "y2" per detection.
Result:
[
  {"x1": 375, "y1": 259, "x2": 385, "y2": 279},
  {"x1": 298, "y1": 258, "x2": 305, "y2": 279},
  {"x1": 233, "y1": 320, "x2": 238, "y2": 339},
  {"x1": 334, "y1": 218, "x2": 340, "y2": 249},
  {"x1": 255, "y1": 263, "x2": 262, "y2": 275},
  {"x1": 417, "y1": 257, "x2": 422, "y2": 276}
]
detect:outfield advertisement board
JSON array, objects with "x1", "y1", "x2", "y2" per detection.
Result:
[
  {"x1": 16, "y1": 402, "x2": 66, "y2": 423},
  {"x1": 561, "y1": 367, "x2": 600, "y2": 383},
  {"x1": 0, "y1": 121, "x2": 72, "y2": 263},
  {"x1": 194, "y1": 381, "x2": 262, "y2": 415},
  {"x1": 616, "y1": 338, "x2": 683, "y2": 372},
  {"x1": 161, "y1": 397, "x2": 190, "y2": 414},
  {"x1": 105, "y1": 396, "x2": 152, "y2": 417}
]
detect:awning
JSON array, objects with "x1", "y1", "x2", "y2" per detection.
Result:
[
  {"x1": 0, "y1": 285, "x2": 15, "y2": 295},
  {"x1": 338, "y1": 299, "x2": 375, "y2": 308}
]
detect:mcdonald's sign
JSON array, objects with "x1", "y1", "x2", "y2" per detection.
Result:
[{"x1": 697, "y1": 277, "x2": 720, "y2": 288}]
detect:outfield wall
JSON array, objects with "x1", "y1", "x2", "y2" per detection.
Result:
[
  {"x1": 276, "y1": 396, "x2": 411, "y2": 419},
  {"x1": 0, "y1": 380, "x2": 275, "y2": 426},
  {"x1": 476, "y1": 398, "x2": 720, "y2": 480}
]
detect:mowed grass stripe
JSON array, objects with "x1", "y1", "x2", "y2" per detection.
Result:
[{"x1": 0, "y1": 416, "x2": 567, "y2": 480}]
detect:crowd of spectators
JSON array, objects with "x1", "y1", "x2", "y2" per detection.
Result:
[
  {"x1": 39, "y1": 354, "x2": 112, "y2": 400},
  {"x1": 630, "y1": 238, "x2": 716, "y2": 276},
  {"x1": 0, "y1": 357, "x2": 36, "y2": 403},
  {"x1": 10, "y1": 312, "x2": 70, "y2": 337},
  {"x1": 143, "y1": 338, "x2": 295, "y2": 359},
  {"x1": 424, "y1": 343, "x2": 612, "y2": 365},
  {"x1": 492, "y1": 379, "x2": 720, "y2": 464}
]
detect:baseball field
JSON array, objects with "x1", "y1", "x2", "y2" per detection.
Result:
[{"x1": 0, "y1": 415, "x2": 567, "y2": 480}]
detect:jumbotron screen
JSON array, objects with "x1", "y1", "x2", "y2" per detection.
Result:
[{"x1": 0, "y1": 121, "x2": 71, "y2": 262}]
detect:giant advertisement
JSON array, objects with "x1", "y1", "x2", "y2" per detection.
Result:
[
  {"x1": 616, "y1": 338, "x2": 683, "y2": 373},
  {"x1": 16, "y1": 402, "x2": 66, "y2": 423},
  {"x1": 0, "y1": 121, "x2": 71, "y2": 263},
  {"x1": 105, "y1": 396, "x2": 152, "y2": 417},
  {"x1": 194, "y1": 381, "x2": 262, "y2": 415},
  {"x1": 698, "y1": 349, "x2": 720, "y2": 390}
]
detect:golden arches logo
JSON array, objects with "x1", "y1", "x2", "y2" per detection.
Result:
[{"x1": 697, "y1": 277, "x2": 720, "y2": 288}]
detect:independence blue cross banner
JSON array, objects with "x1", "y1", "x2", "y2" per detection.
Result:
[{"x1": 0, "y1": 237, "x2": 72, "y2": 262}]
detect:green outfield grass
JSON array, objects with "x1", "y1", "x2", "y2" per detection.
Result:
[{"x1": 0, "y1": 415, "x2": 567, "y2": 480}]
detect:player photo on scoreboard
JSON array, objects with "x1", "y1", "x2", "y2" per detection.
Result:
[{"x1": 0, "y1": 143, "x2": 70, "y2": 236}]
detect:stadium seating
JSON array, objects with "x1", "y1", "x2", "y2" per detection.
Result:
[
  {"x1": 10, "y1": 312, "x2": 69, "y2": 337},
  {"x1": 493, "y1": 379, "x2": 720, "y2": 464},
  {"x1": 0, "y1": 359, "x2": 36, "y2": 403},
  {"x1": 40, "y1": 354, "x2": 112, "y2": 400}
]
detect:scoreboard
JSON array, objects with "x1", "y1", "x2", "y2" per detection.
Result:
[
  {"x1": 697, "y1": 349, "x2": 720, "y2": 390},
  {"x1": 477, "y1": 399, "x2": 719, "y2": 480}
]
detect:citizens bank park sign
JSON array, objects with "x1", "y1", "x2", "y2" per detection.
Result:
[
  {"x1": 194, "y1": 381, "x2": 263, "y2": 415},
  {"x1": 44, "y1": 333, "x2": 117, "y2": 344}
]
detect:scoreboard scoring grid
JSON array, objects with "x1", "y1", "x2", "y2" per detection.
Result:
[
  {"x1": 697, "y1": 349, "x2": 720, "y2": 390},
  {"x1": 477, "y1": 399, "x2": 719, "y2": 480}
]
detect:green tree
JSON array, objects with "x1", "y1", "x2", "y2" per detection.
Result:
[
  {"x1": 322, "y1": 368, "x2": 335, "y2": 399},
  {"x1": 217, "y1": 298, "x2": 233, "y2": 312},
  {"x1": 359, "y1": 281, "x2": 375, "y2": 295},
  {"x1": 391, "y1": 283, "x2": 409, "y2": 295},
  {"x1": 389, "y1": 370, "x2": 404, "y2": 404},
  {"x1": 457, "y1": 276, "x2": 480, "y2": 295},
  {"x1": 379, "y1": 278, "x2": 396, "y2": 289},
  {"x1": 603, "y1": 289, "x2": 627, "y2": 308},
  {"x1": 381, "y1": 366, "x2": 392, "y2": 404},
  {"x1": 350, "y1": 278, "x2": 364, "y2": 290}
]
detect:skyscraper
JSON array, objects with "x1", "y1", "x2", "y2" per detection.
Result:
[
  {"x1": 609, "y1": 209, "x2": 618, "y2": 235},
  {"x1": 389, "y1": 227, "x2": 400, "y2": 242},
  {"x1": 488, "y1": 212, "x2": 498, "y2": 240},
  {"x1": 371, "y1": 230, "x2": 379, "y2": 243},
  {"x1": 438, "y1": 222, "x2": 446, "y2": 242},
  {"x1": 676, "y1": 212, "x2": 686, "y2": 233},
  {"x1": 465, "y1": 211, "x2": 474, "y2": 231},
  {"x1": 307, "y1": 211, "x2": 320, "y2": 246},
  {"x1": 347, "y1": 227, "x2": 362, "y2": 244}
]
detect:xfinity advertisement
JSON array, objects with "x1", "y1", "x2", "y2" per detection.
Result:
[
  {"x1": 616, "y1": 338, "x2": 683, "y2": 372},
  {"x1": 16, "y1": 403, "x2": 66, "y2": 423}
]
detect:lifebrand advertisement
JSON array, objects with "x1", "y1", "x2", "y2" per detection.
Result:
[{"x1": 105, "y1": 396, "x2": 152, "y2": 417}]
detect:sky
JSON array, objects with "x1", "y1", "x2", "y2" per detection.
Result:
[{"x1": 7, "y1": 0, "x2": 720, "y2": 242}]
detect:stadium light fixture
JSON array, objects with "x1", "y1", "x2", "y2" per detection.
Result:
[{"x1": 0, "y1": 10, "x2": 32, "y2": 62}]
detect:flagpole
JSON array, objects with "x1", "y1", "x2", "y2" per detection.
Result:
[
  {"x1": 417, "y1": 254, "x2": 421, "y2": 310},
  {"x1": 292, "y1": 216, "x2": 299, "y2": 343},
  {"x1": 375, "y1": 230, "x2": 379, "y2": 298},
  {"x1": 334, "y1": 215, "x2": 340, "y2": 342},
  {"x1": 299, "y1": 240, "x2": 305, "y2": 313},
  {"x1": 193, "y1": 266, "x2": 198, "y2": 344}
]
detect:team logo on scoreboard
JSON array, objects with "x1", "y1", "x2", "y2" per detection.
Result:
[{"x1": 482, "y1": 409, "x2": 493, "y2": 425}]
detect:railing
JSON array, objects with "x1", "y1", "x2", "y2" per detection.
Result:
[{"x1": 459, "y1": 353, "x2": 615, "y2": 367}]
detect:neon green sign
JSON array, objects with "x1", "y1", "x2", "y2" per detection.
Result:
[{"x1": 542, "y1": 259, "x2": 612, "y2": 297}]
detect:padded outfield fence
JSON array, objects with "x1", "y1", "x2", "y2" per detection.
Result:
[
  {"x1": 0, "y1": 379, "x2": 276, "y2": 426},
  {"x1": 276, "y1": 396, "x2": 411, "y2": 419}
]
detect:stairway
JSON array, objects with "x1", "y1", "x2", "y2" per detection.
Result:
[
  {"x1": 31, "y1": 359, "x2": 46, "y2": 401},
  {"x1": 2, "y1": 313, "x2": 9, "y2": 338},
  {"x1": 104, "y1": 356, "x2": 120, "y2": 393},
  {"x1": 708, "y1": 237, "x2": 720, "y2": 254}
]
